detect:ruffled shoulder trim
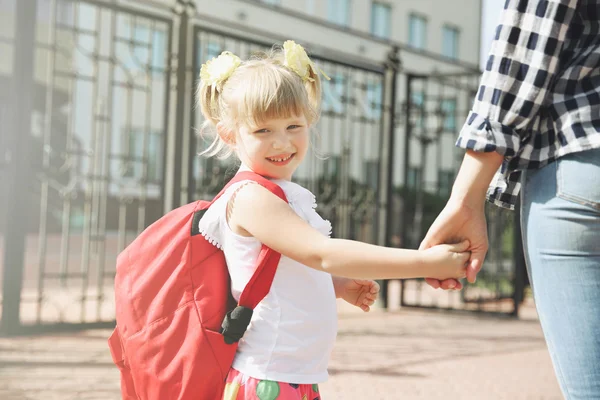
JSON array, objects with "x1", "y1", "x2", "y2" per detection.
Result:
[
  {"x1": 199, "y1": 228, "x2": 222, "y2": 249},
  {"x1": 197, "y1": 180, "x2": 256, "y2": 249}
]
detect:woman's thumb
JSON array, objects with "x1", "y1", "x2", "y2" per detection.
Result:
[
  {"x1": 418, "y1": 237, "x2": 431, "y2": 251},
  {"x1": 466, "y1": 248, "x2": 485, "y2": 283},
  {"x1": 419, "y1": 232, "x2": 439, "y2": 250}
]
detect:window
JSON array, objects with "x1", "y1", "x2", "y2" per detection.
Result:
[
  {"x1": 130, "y1": 23, "x2": 167, "y2": 71},
  {"x1": 206, "y1": 42, "x2": 222, "y2": 60},
  {"x1": 438, "y1": 170, "x2": 454, "y2": 197},
  {"x1": 411, "y1": 91, "x2": 425, "y2": 129},
  {"x1": 35, "y1": 0, "x2": 74, "y2": 25},
  {"x1": 322, "y1": 74, "x2": 348, "y2": 114},
  {"x1": 365, "y1": 160, "x2": 379, "y2": 190},
  {"x1": 324, "y1": 155, "x2": 342, "y2": 180},
  {"x1": 124, "y1": 129, "x2": 163, "y2": 182},
  {"x1": 306, "y1": 0, "x2": 316, "y2": 14},
  {"x1": 442, "y1": 25, "x2": 460, "y2": 59},
  {"x1": 364, "y1": 82, "x2": 383, "y2": 119},
  {"x1": 440, "y1": 98, "x2": 457, "y2": 131},
  {"x1": 371, "y1": 2, "x2": 391, "y2": 39},
  {"x1": 408, "y1": 14, "x2": 427, "y2": 49},
  {"x1": 328, "y1": 0, "x2": 351, "y2": 26},
  {"x1": 407, "y1": 167, "x2": 422, "y2": 189}
]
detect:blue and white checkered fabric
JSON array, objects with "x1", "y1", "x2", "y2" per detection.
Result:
[{"x1": 457, "y1": 0, "x2": 600, "y2": 209}]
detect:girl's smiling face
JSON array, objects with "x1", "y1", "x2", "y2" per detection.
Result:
[{"x1": 231, "y1": 114, "x2": 310, "y2": 181}]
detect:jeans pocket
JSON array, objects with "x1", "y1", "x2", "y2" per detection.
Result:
[{"x1": 556, "y1": 148, "x2": 600, "y2": 211}]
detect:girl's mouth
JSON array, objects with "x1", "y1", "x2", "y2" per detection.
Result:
[{"x1": 266, "y1": 153, "x2": 295, "y2": 166}]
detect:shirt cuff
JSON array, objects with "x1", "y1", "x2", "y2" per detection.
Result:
[
  {"x1": 455, "y1": 111, "x2": 522, "y2": 158},
  {"x1": 486, "y1": 184, "x2": 518, "y2": 211}
]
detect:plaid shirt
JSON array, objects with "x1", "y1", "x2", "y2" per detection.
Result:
[{"x1": 456, "y1": 0, "x2": 600, "y2": 210}]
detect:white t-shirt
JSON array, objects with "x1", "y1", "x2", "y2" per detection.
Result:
[{"x1": 198, "y1": 178, "x2": 338, "y2": 384}]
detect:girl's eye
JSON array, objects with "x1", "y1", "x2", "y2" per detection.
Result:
[
  {"x1": 288, "y1": 125, "x2": 301, "y2": 130},
  {"x1": 254, "y1": 129, "x2": 269, "y2": 134}
]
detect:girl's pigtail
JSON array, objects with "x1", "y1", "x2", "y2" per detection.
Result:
[
  {"x1": 197, "y1": 79, "x2": 231, "y2": 159},
  {"x1": 197, "y1": 51, "x2": 241, "y2": 125},
  {"x1": 280, "y1": 40, "x2": 326, "y2": 124},
  {"x1": 196, "y1": 51, "x2": 241, "y2": 159},
  {"x1": 197, "y1": 78, "x2": 219, "y2": 126},
  {"x1": 305, "y1": 64, "x2": 322, "y2": 123}
]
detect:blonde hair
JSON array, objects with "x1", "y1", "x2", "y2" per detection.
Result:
[{"x1": 197, "y1": 47, "x2": 322, "y2": 159}]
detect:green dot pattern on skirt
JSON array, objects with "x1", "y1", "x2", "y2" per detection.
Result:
[
  {"x1": 256, "y1": 380, "x2": 280, "y2": 400},
  {"x1": 312, "y1": 384, "x2": 319, "y2": 393}
]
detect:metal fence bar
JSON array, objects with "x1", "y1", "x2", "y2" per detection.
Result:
[
  {"x1": 164, "y1": 0, "x2": 192, "y2": 210},
  {"x1": 0, "y1": 0, "x2": 37, "y2": 336},
  {"x1": 377, "y1": 47, "x2": 400, "y2": 308}
]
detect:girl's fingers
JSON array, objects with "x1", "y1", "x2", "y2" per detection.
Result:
[
  {"x1": 425, "y1": 278, "x2": 442, "y2": 289},
  {"x1": 370, "y1": 283, "x2": 380, "y2": 294}
]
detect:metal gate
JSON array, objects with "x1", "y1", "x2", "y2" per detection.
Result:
[
  {"x1": 0, "y1": 0, "x2": 396, "y2": 334},
  {"x1": 397, "y1": 73, "x2": 527, "y2": 315},
  {"x1": 1, "y1": 0, "x2": 174, "y2": 334},
  {"x1": 1, "y1": 0, "x2": 526, "y2": 336}
]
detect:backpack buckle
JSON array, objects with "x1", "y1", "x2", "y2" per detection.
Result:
[{"x1": 221, "y1": 306, "x2": 253, "y2": 344}]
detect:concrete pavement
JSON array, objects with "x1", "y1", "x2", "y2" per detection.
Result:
[{"x1": 0, "y1": 299, "x2": 562, "y2": 400}]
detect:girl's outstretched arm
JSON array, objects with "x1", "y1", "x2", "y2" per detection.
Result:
[{"x1": 228, "y1": 183, "x2": 469, "y2": 281}]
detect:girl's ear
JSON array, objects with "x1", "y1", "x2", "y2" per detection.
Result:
[{"x1": 216, "y1": 122, "x2": 236, "y2": 146}]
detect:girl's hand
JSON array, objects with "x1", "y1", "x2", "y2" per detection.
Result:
[
  {"x1": 334, "y1": 277, "x2": 380, "y2": 312},
  {"x1": 422, "y1": 240, "x2": 470, "y2": 281}
]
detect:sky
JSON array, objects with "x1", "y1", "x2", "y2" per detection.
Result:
[{"x1": 480, "y1": 0, "x2": 506, "y2": 68}]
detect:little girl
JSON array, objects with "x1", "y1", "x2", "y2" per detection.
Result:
[{"x1": 197, "y1": 41, "x2": 469, "y2": 400}]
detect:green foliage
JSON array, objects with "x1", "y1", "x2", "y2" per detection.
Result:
[{"x1": 393, "y1": 185, "x2": 449, "y2": 248}]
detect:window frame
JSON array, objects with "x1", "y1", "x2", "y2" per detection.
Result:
[
  {"x1": 442, "y1": 24, "x2": 460, "y2": 60},
  {"x1": 327, "y1": 0, "x2": 352, "y2": 27},
  {"x1": 370, "y1": 1, "x2": 392, "y2": 39},
  {"x1": 408, "y1": 13, "x2": 428, "y2": 50}
]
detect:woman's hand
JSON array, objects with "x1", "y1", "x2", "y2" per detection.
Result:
[
  {"x1": 419, "y1": 200, "x2": 489, "y2": 289},
  {"x1": 421, "y1": 240, "x2": 470, "y2": 281}
]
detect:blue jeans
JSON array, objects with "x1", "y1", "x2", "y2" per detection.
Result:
[{"x1": 521, "y1": 147, "x2": 600, "y2": 399}]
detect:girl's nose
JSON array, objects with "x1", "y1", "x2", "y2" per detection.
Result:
[{"x1": 272, "y1": 132, "x2": 290, "y2": 150}]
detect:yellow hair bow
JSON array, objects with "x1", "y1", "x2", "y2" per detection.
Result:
[
  {"x1": 283, "y1": 40, "x2": 330, "y2": 82},
  {"x1": 200, "y1": 51, "x2": 242, "y2": 102}
]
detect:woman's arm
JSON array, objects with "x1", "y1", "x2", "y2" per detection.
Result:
[
  {"x1": 419, "y1": 150, "x2": 504, "y2": 288},
  {"x1": 450, "y1": 150, "x2": 505, "y2": 210},
  {"x1": 420, "y1": 0, "x2": 579, "y2": 288}
]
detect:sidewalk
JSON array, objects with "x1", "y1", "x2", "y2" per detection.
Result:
[{"x1": 0, "y1": 301, "x2": 562, "y2": 400}]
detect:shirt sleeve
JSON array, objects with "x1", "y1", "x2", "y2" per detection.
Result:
[{"x1": 456, "y1": 0, "x2": 579, "y2": 157}]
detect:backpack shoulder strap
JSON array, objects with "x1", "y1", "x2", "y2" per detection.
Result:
[
  {"x1": 209, "y1": 171, "x2": 286, "y2": 206},
  {"x1": 213, "y1": 171, "x2": 289, "y2": 344}
]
